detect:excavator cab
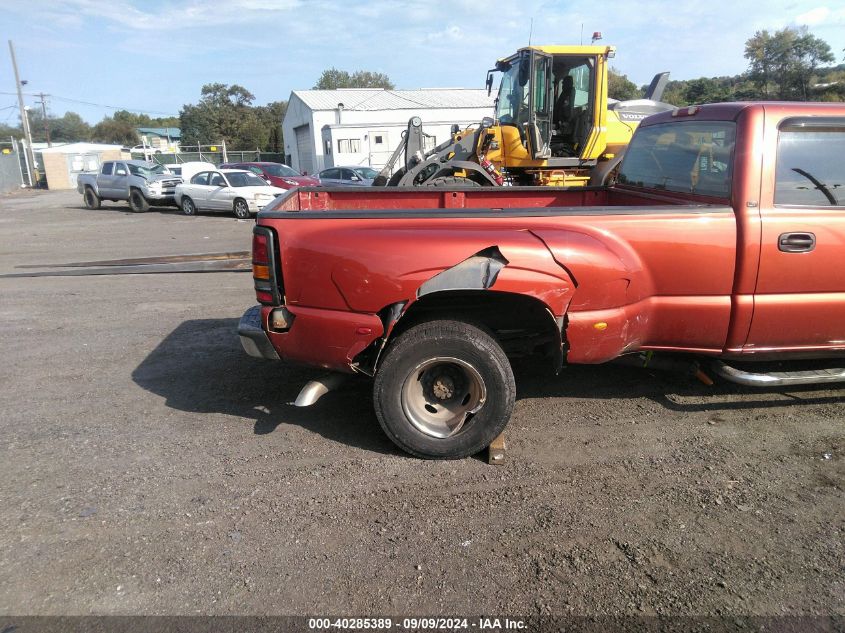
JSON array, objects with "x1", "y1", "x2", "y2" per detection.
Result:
[{"x1": 490, "y1": 46, "x2": 609, "y2": 169}]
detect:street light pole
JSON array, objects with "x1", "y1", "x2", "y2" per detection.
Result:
[{"x1": 8, "y1": 40, "x2": 37, "y2": 186}]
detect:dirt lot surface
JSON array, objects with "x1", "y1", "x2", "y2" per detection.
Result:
[{"x1": 0, "y1": 191, "x2": 843, "y2": 621}]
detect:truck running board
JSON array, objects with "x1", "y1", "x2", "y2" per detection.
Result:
[{"x1": 711, "y1": 361, "x2": 845, "y2": 387}]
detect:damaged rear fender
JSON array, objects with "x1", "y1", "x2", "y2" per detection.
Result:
[{"x1": 351, "y1": 244, "x2": 576, "y2": 375}]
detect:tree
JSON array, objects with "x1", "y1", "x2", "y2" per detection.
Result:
[
  {"x1": 744, "y1": 26, "x2": 834, "y2": 99},
  {"x1": 260, "y1": 100, "x2": 288, "y2": 153},
  {"x1": 180, "y1": 83, "x2": 257, "y2": 149},
  {"x1": 91, "y1": 117, "x2": 139, "y2": 146},
  {"x1": 179, "y1": 84, "x2": 286, "y2": 151},
  {"x1": 313, "y1": 68, "x2": 395, "y2": 89},
  {"x1": 0, "y1": 121, "x2": 21, "y2": 139},
  {"x1": 113, "y1": 109, "x2": 180, "y2": 129},
  {"x1": 608, "y1": 69, "x2": 640, "y2": 101},
  {"x1": 27, "y1": 110, "x2": 91, "y2": 143}
]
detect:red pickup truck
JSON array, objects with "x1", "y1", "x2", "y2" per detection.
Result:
[{"x1": 239, "y1": 102, "x2": 845, "y2": 459}]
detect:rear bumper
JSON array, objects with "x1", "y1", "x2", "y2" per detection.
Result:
[
  {"x1": 237, "y1": 304, "x2": 385, "y2": 372},
  {"x1": 238, "y1": 305, "x2": 280, "y2": 360}
]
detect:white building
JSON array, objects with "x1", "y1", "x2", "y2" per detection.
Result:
[{"x1": 282, "y1": 88, "x2": 496, "y2": 175}]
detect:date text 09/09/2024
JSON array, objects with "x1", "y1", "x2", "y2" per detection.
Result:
[{"x1": 307, "y1": 617, "x2": 527, "y2": 630}]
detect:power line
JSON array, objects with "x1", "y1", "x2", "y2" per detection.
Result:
[{"x1": 0, "y1": 91, "x2": 178, "y2": 117}]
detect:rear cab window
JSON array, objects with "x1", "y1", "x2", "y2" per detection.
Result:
[
  {"x1": 775, "y1": 118, "x2": 845, "y2": 207},
  {"x1": 101, "y1": 162, "x2": 113, "y2": 175},
  {"x1": 618, "y1": 120, "x2": 736, "y2": 198}
]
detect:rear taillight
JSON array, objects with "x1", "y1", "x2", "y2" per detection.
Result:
[
  {"x1": 252, "y1": 228, "x2": 281, "y2": 305},
  {"x1": 253, "y1": 233, "x2": 269, "y2": 264}
]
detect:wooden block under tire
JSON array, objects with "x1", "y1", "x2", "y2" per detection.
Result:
[{"x1": 487, "y1": 432, "x2": 506, "y2": 465}]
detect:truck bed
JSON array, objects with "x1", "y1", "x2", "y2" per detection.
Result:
[{"x1": 266, "y1": 185, "x2": 719, "y2": 214}]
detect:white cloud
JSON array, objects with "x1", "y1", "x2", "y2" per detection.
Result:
[
  {"x1": 27, "y1": 0, "x2": 302, "y2": 32},
  {"x1": 422, "y1": 25, "x2": 464, "y2": 43},
  {"x1": 795, "y1": 6, "x2": 831, "y2": 25}
]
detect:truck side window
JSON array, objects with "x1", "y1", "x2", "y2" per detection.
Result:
[
  {"x1": 775, "y1": 120, "x2": 845, "y2": 207},
  {"x1": 102, "y1": 162, "x2": 113, "y2": 175},
  {"x1": 115, "y1": 164, "x2": 127, "y2": 176}
]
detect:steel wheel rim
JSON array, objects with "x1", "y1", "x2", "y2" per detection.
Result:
[
  {"x1": 183, "y1": 199, "x2": 194, "y2": 214},
  {"x1": 400, "y1": 356, "x2": 487, "y2": 438},
  {"x1": 235, "y1": 201, "x2": 249, "y2": 217}
]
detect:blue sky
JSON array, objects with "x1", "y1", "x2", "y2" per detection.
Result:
[{"x1": 3, "y1": 0, "x2": 845, "y2": 124}]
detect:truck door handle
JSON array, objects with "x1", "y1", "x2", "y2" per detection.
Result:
[{"x1": 778, "y1": 232, "x2": 816, "y2": 253}]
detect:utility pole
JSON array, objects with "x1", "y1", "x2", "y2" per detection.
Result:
[
  {"x1": 8, "y1": 40, "x2": 37, "y2": 185},
  {"x1": 37, "y1": 92, "x2": 51, "y2": 147}
]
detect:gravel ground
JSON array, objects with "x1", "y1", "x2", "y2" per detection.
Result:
[{"x1": 0, "y1": 190, "x2": 843, "y2": 620}]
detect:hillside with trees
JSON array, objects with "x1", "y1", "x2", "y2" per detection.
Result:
[{"x1": 609, "y1": 26, "x2": 843, "y2": 104}]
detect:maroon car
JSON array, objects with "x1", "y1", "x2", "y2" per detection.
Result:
[{"x1": 220, "y1": 162, "x2": 320, "y2": 190}]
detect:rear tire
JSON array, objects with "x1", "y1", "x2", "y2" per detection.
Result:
[
  {"x1": 180, "y1": 197, "x2": 196, "y2": 216},
  {"x1": 233, "y1": 198, "x2": 251, "y2": 219},
  {"x1": 385, "y1": 168, "x2": 406, "y2": 186},
  {"x1": 83, "y1": 187, "x2": 101, "y2": 209},
  {"x1": 129, "y1": 188, "x2": 150, "y2": 212},
  {"x1": 373, "y1": 319, "x2": 515, "y2": 459}
]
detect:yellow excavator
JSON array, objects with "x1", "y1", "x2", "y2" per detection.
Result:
[{"x1": 374, "y1": 45, "x2": 672, "y2": 187}]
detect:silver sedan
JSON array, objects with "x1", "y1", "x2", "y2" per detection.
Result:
[{"x1": 174, "y1": 169, "x2": 286, "y2": 218}]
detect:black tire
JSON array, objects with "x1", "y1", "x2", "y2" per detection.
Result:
[
  {"x1": 427, "y1": 176, "x2": 483, "y2": 187},
  {"x1": 83, "y1": 187, "x2": 101, "y2": 210},
  {"x1": 129, "y1": 188, "x2": 150, "y2": 212},
  {"x1": 233, "y1": 198, "x2": 251, "y2": 219},
  {"x1": 373, "y1": 319, "x2": 515, "y2": 459},
  {"x1": 180, "y1": 196, "x2": 197, "y2": 216},
  {"x1": 385, "y1": 168, "x2": 407, "y2": 186}
]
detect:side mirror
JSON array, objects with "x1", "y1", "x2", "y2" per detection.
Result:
[
  {"x1": 350, "y1": 175, "x2": 360, "y2": 181},
  {"x1": 485, "y1": 71, "x2": 494, "y2": 96}
]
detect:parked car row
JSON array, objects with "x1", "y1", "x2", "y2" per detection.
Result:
[
  {"x1": 78, "y1": 159, "x2": 384, "y2": 218},
  {"x1": 220, "y1": 162, "x2": 320, "y2": 189}
]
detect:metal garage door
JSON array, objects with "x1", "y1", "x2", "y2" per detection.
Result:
[{"x1": 294, "y1": 125, "x2": 313, "y2": 175}]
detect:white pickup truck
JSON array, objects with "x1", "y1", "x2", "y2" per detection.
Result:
[{"x1": 77, "y1": 160, "x2": 183, "y2": 212}]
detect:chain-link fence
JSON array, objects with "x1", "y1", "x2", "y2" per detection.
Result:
[{"x1": 131, "y1": 144, "x2": 286, "y2": 167}]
